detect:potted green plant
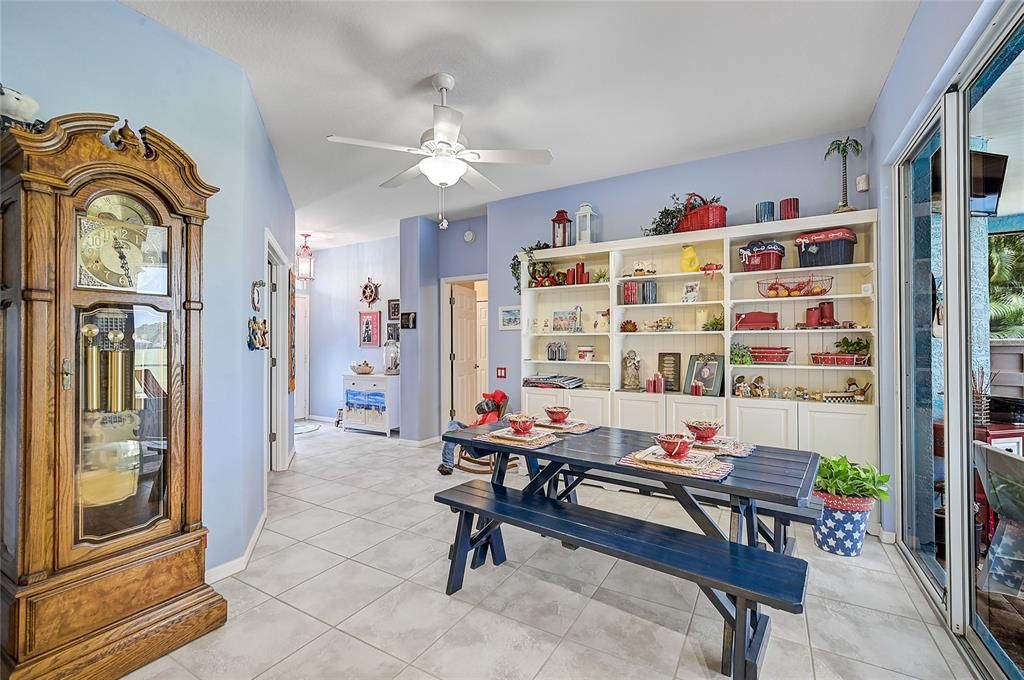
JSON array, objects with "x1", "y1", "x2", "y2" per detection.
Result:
[
  {"x1": 813, "y1": 455, "x2": 889, "y2": 556},
  {"x1": 510, "y1": 240, "x2": 551, "y2": 295},
  {"x1": 641, "y1": 194, "x2": 687, "y2": 236},
  {"x1": 730, "y1": 342, "x2": 753, "y2": 365},
  {"x1": 824, "y1": 136, "x2": 863, "y2": 213}
]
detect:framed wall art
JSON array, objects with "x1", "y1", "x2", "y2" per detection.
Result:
[
  {"x1": 386, "y1": 322, "x2": 400, "y2": 342},
  {"x1": 359, "y1": 310, "x2": 381, "y2": 347},
  {"x1": 657, "y1": 352, "x2": 682, "y2": 392},
  {"x1": 684, "y1": 353, "x2": 724, "y2": 397},
  {"x1": 400, "y1": 311, "x2": 417, "y2": 329},
  {"x1": 387, "y1": 298, "x2": 400, "y2": 321},
  {"x1": 498, "y1": 305, "x2": 521, "y2": 331}
]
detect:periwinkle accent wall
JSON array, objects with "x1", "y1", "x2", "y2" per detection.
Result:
[
  {"x1": 399, "y1": 216, "x2": 441, "y2": 443},
  {"x1": 307, "y1": 237, "x2": 400, "y2": 418},
  {"x1": 486, "y1": 129, "x2": 868, "y2": 410},
  {"x1": 1, "y1": 1, "x2": 295, "y2": 569},
  {"x1": 439, "y1": 214, "x2": 488, "y2": 279}
]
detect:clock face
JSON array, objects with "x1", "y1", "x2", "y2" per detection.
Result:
[{"x1": 77, "y1": 193, "x2": 168, "y2": 294}]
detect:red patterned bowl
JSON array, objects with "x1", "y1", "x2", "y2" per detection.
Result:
[
  {"x1": 545, "y1": 406, "x2": 572, "y2": 423},
  {"x1": 507, "y1": 414, "x2": 536, "y2": 435},
  {"x1": 654, "y1": 433, "x2": 695, "y2": 458},
  {"x1": 685, "y1": 420, "x2": 723, "y2": 443}
]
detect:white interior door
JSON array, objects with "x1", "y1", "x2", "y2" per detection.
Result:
[
  {"x1": 476, "y1": 301, "x2": 488, "y2": 395},
  {"x1": 294, "y1": 293, "x2": 310, "y2": 419},
  {"x1": 451, "y1": 283, "x2": 478, "y2": 423}
]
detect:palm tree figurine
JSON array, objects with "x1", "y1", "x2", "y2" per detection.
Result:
[{"x1": 825, "y1": 136, "x2": 863, "y2": 213}]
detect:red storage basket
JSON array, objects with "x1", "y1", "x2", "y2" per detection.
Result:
[
  {"x1": 675, "y1": 193, "x2": 727, "y2": 232},
  {"x1": 738, "y1": 240, "x2": 785, "y2": 272},
  {"x1": 795, "y1": 227, "x2": 857, "y2": 267},
  {"x1": 749, "y1": 346, "x2": 792, "y2": 364}
]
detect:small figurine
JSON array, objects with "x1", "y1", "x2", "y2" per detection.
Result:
[
  {"x1": 782, "y1": 386, "x2": 793, "y2": 400},
  {"x1": 770, "y1": 388, "x2": 780, "y2": 399},
  {"x1": 700, "y1": 262, "x2": 724, "y2": 280},
  {"x1": 751, "y1": 376, "x2": 766, "y2": 398},
  {"x1": 594, "y1": 308, "x2": 610, "y2": 331},
  {"x1": 622, "y1": 350, "x2": 642, "y2": 390},
  {"x1": 812, "y1": 391, "x2": 824, "y2": 401},
  {"x1": 556, "y1": 271, "x2": 568, "y2": 286},
  {"x1": 854, "y1": 383, "x2": 873, "y2": 402},
  {"x1": 633, "y1": 260, "x2": 646, "y2": 276},
  {"x1": 846, "y1": 378, "x2": 861, "y2": 393},
  {"x1": 680, "y1": 246, "x2": 701, "y2": 273}
]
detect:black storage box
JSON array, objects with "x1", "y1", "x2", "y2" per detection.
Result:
[{"x1": 795, "y1": 227, "x2": 857, "y2": 267}]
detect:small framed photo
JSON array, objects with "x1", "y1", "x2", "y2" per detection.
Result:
[
  {"x1": 359, "y1": 311, "x2": 381, "y2": 348},
  {"x1": 386, "y1": 322, "x2": 400, "y2": 342},
  {"x1": 682, "y1": 280, "x2": 701, "y2": 303},
  {"x1": 387, "y1": 298, "x2": 401, "y2": 321},
  {"x1": 400, "y1": 311, "x2": 417, "y2": 329},
  {"x1": 498, "y1": 306, "x2": 521, "y2": 331},
  {"x1": 551, "y1": 309, "x2": 580, "y2": 333},
  {"x1": 684, "y1": 353, "x2": 724, "y2": 397}
]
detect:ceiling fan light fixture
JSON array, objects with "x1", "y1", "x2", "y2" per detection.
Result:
[{"x1": 418, "y1": 155, "x2": 467, "y2": 187}]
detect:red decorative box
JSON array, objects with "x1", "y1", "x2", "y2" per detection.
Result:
[
  {"x1": 734, "y1": 311, "x2": 780, "y2": 331},
  {"x1": 738, "y1": 240, "x2": 785, "y2": 272},
  {"x1": 810, "y1": 352, "x2": 871, "y2": 366},
  {"x1": 749, "y1": 346, "x2": 792, "y2": 363}
]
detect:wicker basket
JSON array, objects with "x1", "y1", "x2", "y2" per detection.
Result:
[
  {"x1": 809, "y1": 353, "x2": 871, "y2": 367},
  {"x1": 757, "y1": 275, "x2": 833, "y2": 298},
  {"x1": 749, "y1": 347, "x2": 792, "y2": 364},
  {"x1": 675, "y1": 193, "x2": 727, "y2": 232}
]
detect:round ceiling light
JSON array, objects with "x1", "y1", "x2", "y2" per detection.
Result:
[{"x1": 418, "y1": 155, "x2": 467, "y2": 187}]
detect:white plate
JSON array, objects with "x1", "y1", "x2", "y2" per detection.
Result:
[{"x1": 490, "y1": 426, "x2": 550, "y2": 442}]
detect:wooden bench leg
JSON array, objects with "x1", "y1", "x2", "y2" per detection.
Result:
[
  {"x1": 722, "y1": 510, "x2": 741, "y2": 676},
  {"x1": 446, "y1": 510, "x2": 475, "y2": 595},
  {"x1": 732, "y1": 596, "x2": 749, "y2": 680}
]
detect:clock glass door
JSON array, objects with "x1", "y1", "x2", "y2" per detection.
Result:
[
  {"x1": 77, "y1": 193, "x2": 168, "y2": 295},
  {"x1": 75, "y1": 304, "x2": 170, "y2": 544}
]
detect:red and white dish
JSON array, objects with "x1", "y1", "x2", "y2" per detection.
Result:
[
  {"x1": 489, "y1": 426, "x2": 550, "y2": 443},
  {"x1": 536, "y1": 418, "x2": 583, "y2": 430}
]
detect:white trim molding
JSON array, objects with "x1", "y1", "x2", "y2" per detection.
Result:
[
  {"x1": 206, "y1": 510, "x2": 266, "y2": 583},
  {"x1": 402, "y1": 436, "x2": 441, "y2": 448}
]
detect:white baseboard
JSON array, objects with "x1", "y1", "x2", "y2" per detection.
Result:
[
  {"x1": 307, "y1": 414, "x2": 336, "y2": 424},
  {"x1": 206, "y1": 509, "x2": 266, "y2": 583},
  {"x1": 402, "y1": 436, "x2": 441, "y2": 447}
]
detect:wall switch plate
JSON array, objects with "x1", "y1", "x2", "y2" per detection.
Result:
[
  {"x1": 496, "y1": 367, "x2": 507, "y2": 379},
  {"x1": 856, "y1": 174, "x2": 870, "y2": 192}
]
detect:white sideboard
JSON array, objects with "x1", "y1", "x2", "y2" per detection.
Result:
[{"x1": 342, "y1": 373, "x2": 400, "y2": 437}]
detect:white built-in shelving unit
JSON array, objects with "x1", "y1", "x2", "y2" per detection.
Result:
[{"x1": 518, "y1": 209, "x2": 880, "y2": 469}]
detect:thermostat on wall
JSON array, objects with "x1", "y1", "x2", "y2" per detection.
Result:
[{"x1": 463, "y1": 230, "x2": 475, "y2": 243}]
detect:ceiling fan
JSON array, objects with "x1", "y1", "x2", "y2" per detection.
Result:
[{"x1": 326, "y1": 72, "x2": 552, "y2": 228}]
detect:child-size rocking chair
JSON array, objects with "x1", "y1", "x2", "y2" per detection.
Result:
[{"x1": 455, "y1": 390, "x2": 519, "y2": 474}]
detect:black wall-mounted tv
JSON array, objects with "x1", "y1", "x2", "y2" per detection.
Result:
[{"x1": 931, "y1": 149, "x2": 1009, "y2": 217}]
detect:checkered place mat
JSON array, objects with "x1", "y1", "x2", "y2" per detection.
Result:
[
  {"x1": 693, "y1": 439, "x2": 755, "y2": 458},
  {"x1": 474, "y1": 431, "x2": 561, "y2": 449},
  {"x1": 617, "y1": 450, "x2": 734, "y2": 481},
  {"x1": 534, "y1": 420, "x2": 601, "y2": 435}
]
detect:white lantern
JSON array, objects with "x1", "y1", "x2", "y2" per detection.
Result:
[
  {"x1": 296, "y1": 233, "x2": 315, "y2": 281},
  {"x1": 575, "y1": 202, "x2": 598, "y2": 244}
]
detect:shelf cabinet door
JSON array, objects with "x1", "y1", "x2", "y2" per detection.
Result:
[
  {"x1": 521, "y1": 388, "x2": 564, "y2": 416},
  {"x1": 613, "y1": 392, "x2": 665, "y2": 432},
  {"x1": 666, "y1": 396, "x2": 725, "y2": 429},
  {"x1": 798, "y1": 402, "x2": 878, "y2": 467},
  {"x1": 728, "y1": 399, "x2": 798, "y2": 448},
  {"x1": 564, "y1": 390, "x2": 610, "y2": 426}
]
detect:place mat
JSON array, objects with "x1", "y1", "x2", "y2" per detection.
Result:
[
  {"x1": 535, "y1": 418, "x2": 584, "y2": 430},
  {"x1": 692, "y1": 437, "x2": 755, "y2": 458},
  {"x1": 475, "y1": 431, "x2": 561, "y2": 450},
  {"x1": 535, "y1": 419, "x2": 600, "y2": 435},
  {"x1": 617, "y1": 448, "x2": 734, "y2": 481}
]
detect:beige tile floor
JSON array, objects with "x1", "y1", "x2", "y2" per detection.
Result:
[{"x1": 129, "y1": 425, "x2": 976, "y2": 680}]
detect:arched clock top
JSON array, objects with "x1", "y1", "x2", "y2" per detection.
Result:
[{"x1": 1, "y1": 112, "x2": 219, "y2": 219}]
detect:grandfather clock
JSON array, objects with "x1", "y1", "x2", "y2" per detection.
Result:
[{"x1": 1, "y1": 114, "x2": 226, "y2": 679}]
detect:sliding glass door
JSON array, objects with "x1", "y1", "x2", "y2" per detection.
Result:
[
  {"x1": 965, "y1": 18, "x2": 1024, "y2": 679},
  {"x1": 898, "y1": 122, "x2": 948, "y2": 594}
]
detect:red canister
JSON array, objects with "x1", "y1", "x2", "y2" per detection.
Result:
[
  {"x1": 566, "y1": 268, "x2": 575, "y2": 285},
  {"x1": 575, "y1": 261, "x2": 585, "y2": 280},
  {"x1": 780, "y1": 197, "x2": 800, "y2": 220}
]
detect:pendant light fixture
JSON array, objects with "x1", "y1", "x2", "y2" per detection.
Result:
[{"x1": 296, "y1": 233, "x2": 315, "y2": 281}]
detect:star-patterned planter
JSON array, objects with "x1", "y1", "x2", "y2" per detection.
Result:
[{"x1": 812, "y1": 491, "x2": 874, "y2": 557}]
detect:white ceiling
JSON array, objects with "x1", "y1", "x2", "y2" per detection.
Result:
[{"x1": 131, "y1": 1, "x2": 918, "y2": 249}]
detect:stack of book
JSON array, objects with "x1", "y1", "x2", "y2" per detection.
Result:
[{"x1": 622, "y1": 280, "x2": 657, "y2": 304}]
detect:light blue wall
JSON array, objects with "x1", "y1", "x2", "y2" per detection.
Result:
[
  {"x1": 1, "y1": 1, "x2": 295, "y2": 569},
  {"x1": 399, "y1": 216, "x2": 440, "y2": 442},
  {"x1": 866, "y1": 0, "x2": 1000, "y2": 532},
  {"x1": 307, "y1": 237, "x2": 400, "y2": 418},
  {"x1": 439, "y1": 214, "x2": 488, "y2": 279},
  {"x1": 486, "y1": 129, "x2": 868, "y2": 410}
]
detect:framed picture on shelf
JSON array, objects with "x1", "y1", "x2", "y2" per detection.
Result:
[
  {"x1": 684, "y1": 353, "x2": 724, "y2": 396},
  {"x1": 498, "y1": 305, "x2": 521, "y2": 331},
  {"x1": 552, "y1": 306, "x2": 582, "y2": 333},
  {"x1": 682, "y1": 281, "x2": 701, "y2": 303},
  {"x1": 658, "y1": 352, "x2": 683, "y2": 392},
  {"x1": 387, "y1": 298, "x2": 401, "y2": 321},
  {"x1": 359, "y1": 311, "x2": 381, "y2": 347},
  {"x1": 386, "y1": 322, "x2": 400, "y2": 342}
]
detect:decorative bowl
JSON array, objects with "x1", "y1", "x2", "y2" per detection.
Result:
[
  {"x1": 544, "y1": 406, "x2": 573, "y2": 423},
  {"x1": 350, "y1": 362, "x2": 375, "y2": 375},
  {"x1": 685, "y1": 420, "x2": 723, "y2": 443},
  {"x1": 654, "y1": 433, "x2": 695, "y2": 458},
  {"x1": 507, "y1": 414, "x2": 537, "y2": 435}
]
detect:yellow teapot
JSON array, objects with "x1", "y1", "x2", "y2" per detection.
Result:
[{"x1": 679, "y1": 246, "x2": 701, "y2": 272}]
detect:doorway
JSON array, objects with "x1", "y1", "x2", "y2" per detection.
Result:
[
  {"x1": 264, "y1": 229, "x2": 291, "y2": 472},
  {"x1": 440, "y1": 276, "x2": 488, "y2": 429}
]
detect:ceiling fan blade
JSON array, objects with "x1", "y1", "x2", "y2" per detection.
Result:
[
  {"x1": 458, "y1": 148, "x2": 552, "y2": 165},
  {"x1": 432, "y1": 105, "x2": 463, "y2": 146},
  {"x1": 326, "y1": 135, "x2": 426, "y2": 155},
  {"x1": 461, "y1": 164, "x2": 501, "y2": 192},
  {"x1": 379, "y1": 164, "x2": 423, "y2": 188}
]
